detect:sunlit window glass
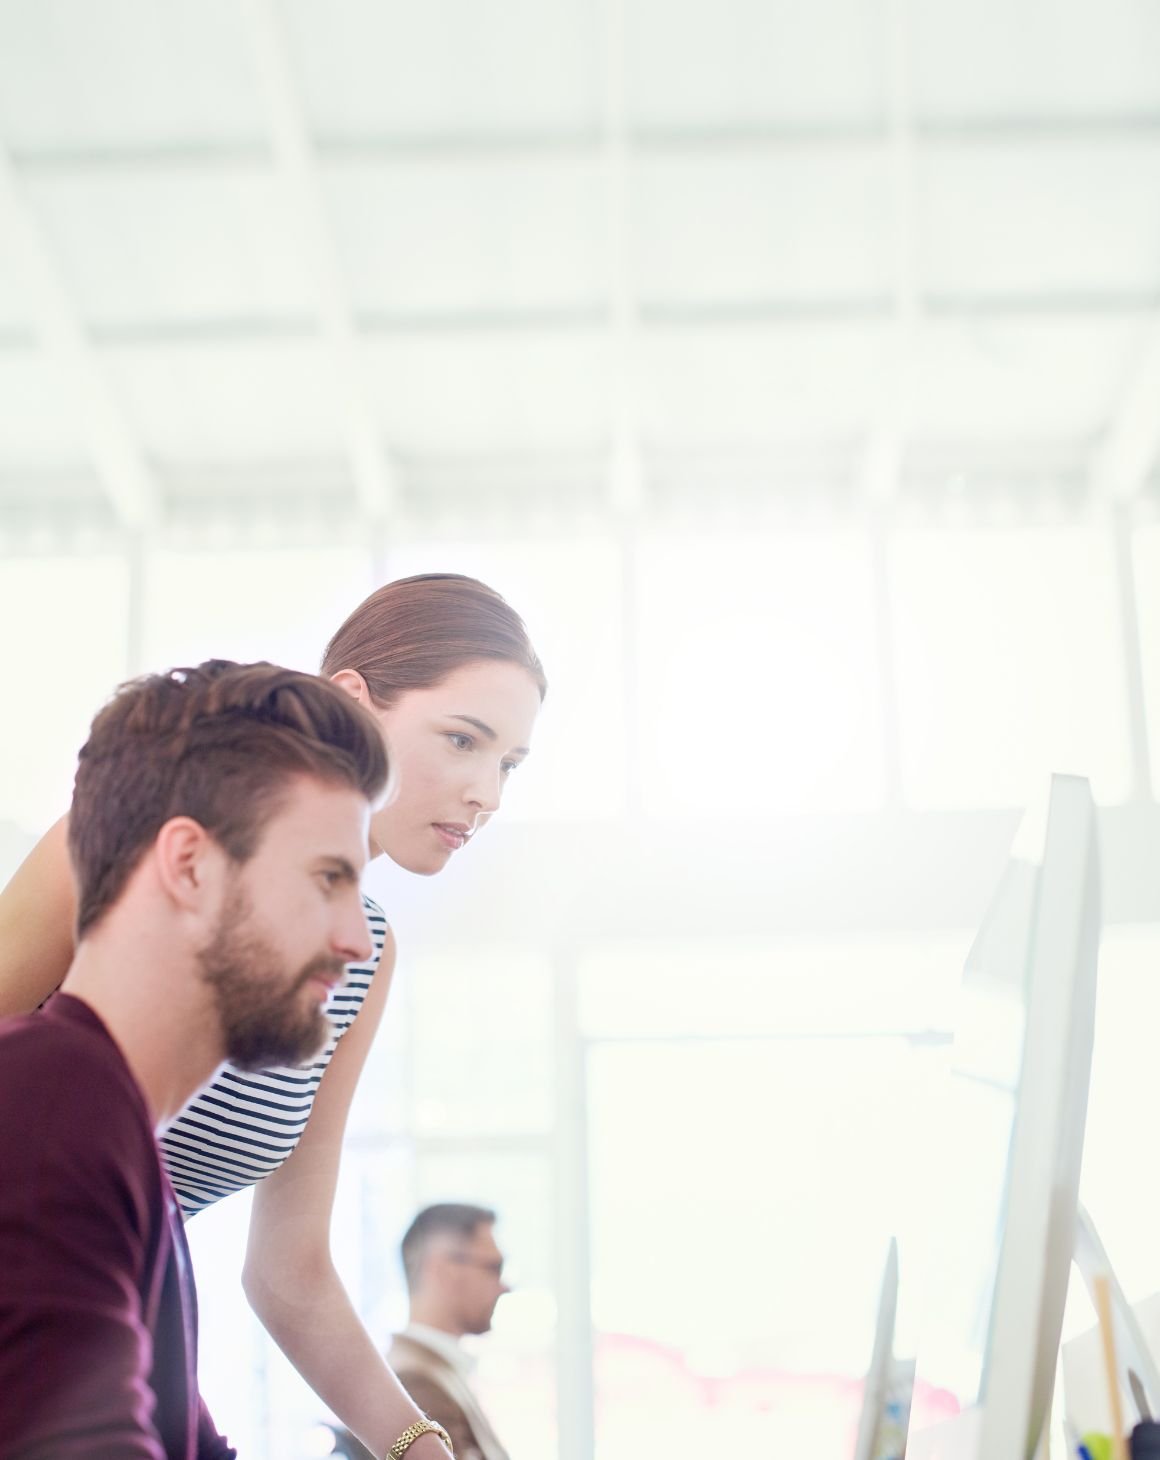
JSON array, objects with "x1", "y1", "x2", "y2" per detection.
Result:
[
  {"x1": 186, "y1": 1191, "x2": 269, "y2": 1457},
  {"x1": 409, "y1": 950, "x2": 553, "y2": 1137},
  {"x1": 889, "y1": 525, "x2": 1132, "y2": 808},
  {"x1": 142, "y1": 546, "x2": 374, "y2": 672},
  {"x1": 1131, "y1": 523, "x2": 1160, "y2": 790},
  {"x1": 635, "y1": 531, "x2": 886, "y2": 815},
  {"x1": 578, "y1": 935, "x2": 966, "y2": 1039},
  {"x1": 588, "y1": 1038, "x2": 945, "y2": 1460},
  {"x1": 1078, "y1": 926, "x2": 1160, "y2": 1305},
  {"x1": 0, "y1": 554, "x2": 129, "y2": 837}
]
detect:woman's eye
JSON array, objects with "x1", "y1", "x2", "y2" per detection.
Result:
[
  {"x1": 448, "y1": 732, "x2": 473, "y2": 751},
  {"x1": 501, "y1": 760, "x2": 519, "y2": 776}
]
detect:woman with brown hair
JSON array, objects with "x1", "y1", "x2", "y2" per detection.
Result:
[{"x1": 0, "y1": 572, "x2": 546, "y2": 1460}]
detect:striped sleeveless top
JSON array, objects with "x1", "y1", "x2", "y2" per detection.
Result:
[{"x1": 160, "y1": 893, "x2": 389, "y2": 1219}]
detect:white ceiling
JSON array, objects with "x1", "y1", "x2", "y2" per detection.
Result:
[{"x1": 2, "y1": 0, "x2": 1160, "y2": 536}]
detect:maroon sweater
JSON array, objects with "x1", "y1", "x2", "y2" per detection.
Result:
[{"x1": 0, "y1": 994, "x2": 236, "y2": 1460}]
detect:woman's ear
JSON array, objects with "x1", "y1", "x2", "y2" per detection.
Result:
[{"x1": 329, "y1": 668, "x2": 370, "y2": 705}]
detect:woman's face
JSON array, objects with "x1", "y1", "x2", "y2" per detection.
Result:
[{"x1": 362, "y1": 659, "x2": 542, "y2": 876}]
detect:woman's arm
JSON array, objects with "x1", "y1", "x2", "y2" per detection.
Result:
[
  {"x1": 241, "y1": 929, "x2": 449, "y2": 1460},
  {"x1": 0, "y1": 816, "x2": 76, "y2": 1017}
]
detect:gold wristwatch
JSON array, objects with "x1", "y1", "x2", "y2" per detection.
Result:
[{"x1": 386, "y1": 1419, "x2": 454, "y2": 1459}]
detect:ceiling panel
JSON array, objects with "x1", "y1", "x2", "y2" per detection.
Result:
[
  {"x1": 638, "y1": 322, "x2": 893, "y2": 443},
  {"x1": 362, "y1": 330, "x2": 611, "y2": 453},
  {"x1": 0, "y1": 0, "x2": 1156, "y2": 518},
  {"x1": 326, "y1": 156, "x2": 608, "y2": 315},
  {"x1": 918, "y1": 139, "x2": 1160, "y2": 298},
  {"x1": 0, "y1": 228, "x2": 35, "y2": 333},
  {"x1": 0, "y1": 356, "x2": 87, "y2": 458},
  {"x1": 160, "y1": 459, "x2": 356, "y2": 510},
  {"x1": 0, "y1": 0, "x2": 262, "y2": 152},
  {"x1": 634, "y1": 147, "x2": 894, "y2": 306},
  {"x1": 627, "y1": 0, "x2": 884, "y2": 131},
  {"x1": 913, "y1": 0, "x2": 1160, "y2": 120},
  {"x1": 0, "y1": 470, "x2": 108, "y2": 522},
  {"x1": 101, "y1": 341, "x2": 346, "y2": 458},
  {"x1": 285, "y1": 0, "x2": 600, "y2": 138},
  {"x1": 910, "y1": 316, "x2": 1147, "y2": 436},
  {"x1": 21, "y1": 167, "x2": 314, "y2": 328}
]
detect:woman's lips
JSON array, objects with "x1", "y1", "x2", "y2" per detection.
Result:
[{"x1": 433, "y1": 823, "x2": 469, "y2": 850}]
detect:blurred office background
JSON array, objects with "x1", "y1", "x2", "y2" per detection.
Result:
[{"x1": 3, "y1": 1, "x2": 1160, "y2": 1455}]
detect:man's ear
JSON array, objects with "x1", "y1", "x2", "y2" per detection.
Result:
[
  {"x1": 153, "y1": 816, "x2": 220, "y2": 914},
  {"x1": 329, "y1": 668, "x2": 371, "y2": 706}
]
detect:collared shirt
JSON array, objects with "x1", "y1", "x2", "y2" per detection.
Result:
[{"x1": 401, "y1": 1322, "x2": 479, "y2": 1381}]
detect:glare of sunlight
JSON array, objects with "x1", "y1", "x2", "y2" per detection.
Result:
[
  {"x1": 890, "y1": 525, "x2": 1132, "y2": 808},
  {"x1": 635, "y1": 529, "x2": 886, "y2": 814}
]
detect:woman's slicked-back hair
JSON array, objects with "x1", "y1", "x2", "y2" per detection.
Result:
[
  {"x1": 320, "y1": 573, "x2": 546, "y2": 708},
  {"x1": 69, "y1": 659, "x2": 390, "y2": 940}
]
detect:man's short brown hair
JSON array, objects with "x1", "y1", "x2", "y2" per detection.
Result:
[
  {"x1": 400, "y1": 1203, "x2": 498, "y2": 1292},
  {"x1": 69, "y1": 659, "x2": 389, "y2": 939}
]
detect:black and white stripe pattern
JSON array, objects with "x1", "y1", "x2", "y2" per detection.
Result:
[{"x1": 161, "y1": 894, "x2": 389, "y2": 1219}]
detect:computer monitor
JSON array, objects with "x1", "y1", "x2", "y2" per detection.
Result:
[
  {"x1": 852, "y1": 1237, "x2": 905, "y2": 1460},
  {"x1": 907, "y1": 773, "x2": 1100, "y2": 1460}
]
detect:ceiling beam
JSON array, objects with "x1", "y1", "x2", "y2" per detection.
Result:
[
  {"x1": 600, "y1": 0, "x2": 645, "y2": 517},
  {"x1": 13, "y1": 114, "x2": 1160, "y2": 173},
  {"x1": 0, "y1": 141, "x2": 156, "y2": 528},
  {"x1": 857, "y1": 0, "x2": 919, "y2": 506},
  {"x1": 0, "y1": 292, "x2": 1154, "y2": 361},
  {"x1": 240, "y1": 0, "x2": 393, "y2": 521}
]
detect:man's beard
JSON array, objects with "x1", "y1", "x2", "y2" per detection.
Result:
[{"x1": 197, "y1": 886, "x2": 346, "y2": 1072}]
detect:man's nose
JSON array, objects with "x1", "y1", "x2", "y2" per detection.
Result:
[{"x1": 337, "y1": 899, "x2": 373, "y2": 965}]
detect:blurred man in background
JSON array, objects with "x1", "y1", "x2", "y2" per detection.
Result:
[{"x1": 340, "y1": 1204, "x2": 512, "y2": 1460}]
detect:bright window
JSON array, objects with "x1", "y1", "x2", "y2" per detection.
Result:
[
  {"x1": 635, "y1": 531, "x2": 886, "y2": 815},
  {"x1": 185, "y1": 1190, "x2": 271, "y2": 1457},
  {"x1": 0, "y1": 554, "x2": 129, "y2": 837},
  {"x1": 889, "y1": 524, "x2": 1132, "y2": 809},
  {"x1": 587, "y1": 1036, "x2": 948, "y2": 1460},
  {"x1": 1131, "y1": 523, "x2": 1160, "y2": 792},
  {"x1": 1077, "y1": 926, "x2": 1160, "y2": 1305},
  {"x1": 142, "y1": 545, "x2": 374, "y2": 672},
  {"x1": 408, "y1": 949, "x2": 554, "y2": 1137},
  {"x1": 578, "y1": 935, "x2": 966, "y2": 1039}
]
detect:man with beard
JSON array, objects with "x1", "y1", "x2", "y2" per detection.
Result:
[{"x1": 0, "y1": 660, "x2": 390, "y2": 1460}]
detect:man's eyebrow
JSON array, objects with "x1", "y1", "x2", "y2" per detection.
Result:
[
  {"x1": 448, "y1": 715, "x2": 530, "y2": 757},
  {"x1": 316, "y1": 857, "x2": 361, "y2": 882}
]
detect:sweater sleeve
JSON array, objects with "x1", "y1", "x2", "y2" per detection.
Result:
[{"x1": 0, "y1": 1026, "x2": 167, "y2": 1459}]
